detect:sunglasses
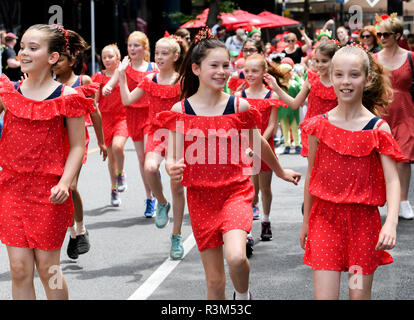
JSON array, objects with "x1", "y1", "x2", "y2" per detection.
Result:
[
  {"x1": 286, "y1": 40, "x2": 295, "y2": 43},
  {"x1": 242, "y1": 48, "x2": 257, "y2": 54},
  {"x1": 377, "y1": 32, "x2": 394, "y2": 38},
  {"x1": 361, "y1": 34, "x2": 372, "y2": 39}
]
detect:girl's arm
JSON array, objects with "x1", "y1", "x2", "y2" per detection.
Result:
[
  {"x1": 102, "y1": 69, "x2": 120, "y2": 96},
  {"x1": 376, "y1": 123, "x2": 400, "y2": 251},
  {"x1": 299, "y1": 27, "x2": 312, "y2": 54},
  {"x1": 262, "y1": 106, "x2": 278, "y2": 142},
  {"x1": 301, "y1": 134, "x2": 318, "y2": 250},
  {"x1": 118, "y1": 56, "x2": 145, "y2": 106},
  {"x1": 264, "y1": 73, "x2": 310, "y2": 110},
  {"x1": 0, "y1": 97, "x2": 5, "y2": 114},
  {"x1": 50, "y1": 88, "x2": 86, "y2": 204}
]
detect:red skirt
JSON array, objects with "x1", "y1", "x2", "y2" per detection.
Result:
[
  {"x1": 303, "y1": 198, "x2": 393, "y2": 275},
  {"x1": 0, "y1": 170, "x2": 74, "y2": 251},
  {"x1": 187, "y1": 179, "x2": 254, "y2": 252}
]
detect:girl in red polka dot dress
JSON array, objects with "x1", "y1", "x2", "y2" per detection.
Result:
[
  {"x1": 102, "y1": 31, "x2": 158, "y2": 215},
  {"x1": 235, "y1": 53, "x2": 287, "y2": 246},
  {"x1": 300, "y1": 45, "x2": 404, "y2": 300},
  {"x1": 91, "y1": 44, "x2": 129, "y2": 207},
  {"x1": 52, "y1": 29, "x2": 107, "y2": 260},
  {"x1": 159, "y1": 29, "x2": 301, "y2": 300},
  {"x1": 0, "y1": 24, "x2": 94, "y2": 299},
  {"x1": 264, "y1": 41, "x2": 339, "y2": 158},
  {"x1": 118, "y1": 35, "x2": 187, "y2": 260}
]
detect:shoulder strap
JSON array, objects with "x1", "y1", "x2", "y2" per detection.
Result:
[
  {"x1": 61, "y1": 84, "x2": 66, "y2": 96},
  {"x1": 236, "y1": 96, "x2": 240, "y2": 113},
  {"x1": 241, "y1": 90, "x2": 247, "y2": 98},
  {"x1": 265, "y1": 90, "x2": 272, "y2": 99}
]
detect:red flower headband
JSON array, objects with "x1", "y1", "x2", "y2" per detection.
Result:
[
  {"x1": 164, "y1": 30, "x2": 184, "y2": 46},
  {"x1": 194, "y1": 27, "x2": 215, "y2": 44},
  {"x1": 53, "y1": 24, "x2": 70, "y2": 52}
]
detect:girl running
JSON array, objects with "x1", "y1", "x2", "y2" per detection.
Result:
[
  {"x1": 118, "y1": 35, "x2": 187, "y2": 260},
  {"x1": 159, "y1": 28, "x2": 301, "y2": 300},
  {"x1": 52, "y1": 29, "x2": 107, "y2": 260},
  {"x1": 235, "y1": 53, "x2": 287, "y2": 246},
  {"x1": 91, "y1": 44, "x2": 129, "y2": 207},
  {"x1": 103, "y1": 31, "x2": 158, "y2": 216},
  {"x1": 300, "y1": 45, "x2": 403, "y2": 300},
  {"x1": 0, "y1": 24, "x2": 94, "y2": 299},
  {"x1": 264, "y1": 41, "x2": 339, "y2": 157}
]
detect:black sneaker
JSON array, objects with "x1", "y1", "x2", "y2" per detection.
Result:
[
  {"x1": 246, "y1": 235, "x2": 254, "y2": 258},
  {"x1": 67, "y1": 236, "x2": 79, "y2": 259},
  {"x1": 260, "y1": 222, "x2": 273, "y2": 241},
  {"x1": 77, "y1": 230, "x2": 90, "y2": 255}
]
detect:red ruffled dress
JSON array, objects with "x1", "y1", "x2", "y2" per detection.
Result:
[
  {"x1": 0, "y1": 75, "x2": 95, "y2": 250},
  {"x1": 138, "y1": 74, "x2": 181, "y2": 157},
  {"x1": 71, "y1": 75, "x2": 100, "y2": 163},
  {"x1": 156, "y1": 96, "x2": 262, "y2": 251},
  {"x1": 124, "y1": 64, "x2": 156, "y2": 142},
  {"x1": 374, "y1": 52, "x2": 414, "y2": 162},
  {"x1": 300, "y1": 70, "x2": 337, "y2": 157},
  {"x1": 241, "y1": 90, "x2": 287, "y2": 171},
  {"x1": 91, "y1": 71, "x2": 128, "y2": 146},
  {"x1": 227, "y1": 70, "x2": 249, "y2": 93},
  {"x1": 301, "y1": 114, "x2": 405, "y2": 274}
]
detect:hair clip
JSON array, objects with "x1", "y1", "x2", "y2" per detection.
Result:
[
  {"x1": 194, "y1": 27, "x2": 215, "y2": 44},
  {"x1": 53, "y1": 24, "x2": 70, "y2": 52}
]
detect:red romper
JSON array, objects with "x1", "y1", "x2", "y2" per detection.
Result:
[
  {"x1": 71, "y1": 75, "x2": 100, "y2": 164},
  {"x1": 0, "y1": 75, "x2": 95, "y2": 250},
  {"x1": 124, "y1": 63, "x2": 156, "y2": 142},
  {"x1": 138, "y1": 74, "x2": 181, "y2": 157},
  {"x1": 156, "y1": 96, "x2": 262, "y2": 251},
  {"x1": 301, "y1": 114, "x2": 405, "y2": 274},
  {"x1": 300, "y1": 70, "x2": 337, "y2": 157},
  {"x1": 241, "y1": 89, "x2": 287, "y2": 171},
  {"x1": 91, "y1": 71, "x2": 129, "y2": 147}
]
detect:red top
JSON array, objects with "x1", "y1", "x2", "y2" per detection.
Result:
[
  {"x1": 156, "y1": 104, "x2": 262, "y2": 188},
  {"x1": 306, "y1": 70, "x2": 337, "y2": 120},
  {"x1": 138, "y1": 75, "x2": 181, "y2": 133},
  {"x1": 91, "y1": 71, "x2": 125, "y2": 119},
  {"x1": 302, "y1": 114, "x2": 405, "y2": 206},
  {"x1": 228, "y1": 70, "x2": 249, "y2": 92},
  {"x1": 125, "y1": 64, "x2": 156, "y2": 109},
  {"x1": 0, "y1": 74, "x2": 95, "y2": 176}
]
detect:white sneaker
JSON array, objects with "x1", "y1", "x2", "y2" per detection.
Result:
[{"x1": 399, "y1": 201, "x2": 414, "y2": 220}]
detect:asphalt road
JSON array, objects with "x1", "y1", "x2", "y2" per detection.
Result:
[{"x1": 0, "y1": 126, "x2": 413, "y2": 300}]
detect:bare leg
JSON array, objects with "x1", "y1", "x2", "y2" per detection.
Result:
[
  {"x1": 251, "y1": 175, "x2": 259, "y2": 207},
  {"x1": 171, "y1": 180, "x2": 185, "y2": 235},
  {"x1": 313, "y1": 270, "x2": 341, "y2": 300},
  {"x1": 70, "y1": 168, "x2": 84, "y2": 233},
  {"x1": 7, "y1": 246, "x2": 36, "y2": 300},
  {"x1": 111, "y1": 136, "x2": 128, "y2": 175},
  {"x1": 106, "y1": 145, "x2": 117, "y2": 187},
  {"x1": 34, "y1": 249, "x2": 68, "y2": 300},
  {"x1": 258, "y1": 171, "x2": 273, "y2": 216},
  {"x1": 199, "y1": 246, "x2": 226, "y2": 300},
  {"x1": 134, "y1": 140, "x2": 152, "y2": 199},
  {"x1": 144, "y1": 152, "x2": 167, "y2": 205},
  {"x1": 348, "y1": 272, "x2": 374, "y2": 300}
]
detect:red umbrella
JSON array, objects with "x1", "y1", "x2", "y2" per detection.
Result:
[
  {"x1": 180, "y1": 9, "x2": 243, "y2": 30},
  {"x1": 230, "y1": 10, "x2": 275, "y2": 29},
  {"x1": 257, "y1": 11, "x2": 300, "y2": 28}
]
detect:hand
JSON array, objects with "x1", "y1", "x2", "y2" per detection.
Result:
[
  {"x1": 299, "y1": 223, "x2": 308, "y2": 250},
  {"x1": 20, "y1": 73, "x2": 28, "y2": 81},
  {"x1": 98, "y1": 143, "x2": 108, "y2": 161},
  {"x1": 118, "y1": 56, "x2": 130, "y2": 74},
  {"x1": 278, "y1": 168, "x2": 301, "y2": 185},
  {"x1": 49, "y1": 182, "x2": 70, "y2": 204},
  {"x1": 168, "y1": 158, "x2": 186, "y2": 183},
  {"x1": 102, "y1": 84, "x2": 113, "y2": 97},
  {"x1": 263, "y1": 73, "x2": 279, "y2": 91},
  {"x1": 235, "y1": 81, "x2": 248, "y2": 93},
  {"x1": 375, "y1": 222, "x2": 397, "y2": 251}
]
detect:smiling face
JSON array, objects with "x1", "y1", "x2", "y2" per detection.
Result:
[
  {"x1": 18, "y1": 29, "x2": 60, "y2": 74},
  {"x1": 192, "y1": 47, "x2": 230, "y2": 90},
  {"x1": 101, "y1": 46, "x2": 120, "y2": 70},
  {"x1": 331, "y1": 52, "x2": 367, "y2": 105},
  {"x1": 244, "y1": 57, "x2": 265, "y2": 86},
  {"x1": 378, "y1": 25, "x2": 398, "y2": 48},
  {"x1": 241, "y1": 41, "x2": 258, "y2": 58},
  {"x1": 336, "y1": 27, "x2": 348, "y2": 42},
  {"x1": 154, "y1": 41, "x2": 178, "y2": 71},
  {"x1": 313, "y1": 50, "x2": 331, "y2": 77},
  {"x1": 361, "y1": 31, "x2": 374, "y2": 47}
]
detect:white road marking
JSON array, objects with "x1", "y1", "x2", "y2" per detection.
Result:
[{"x1": 128, "y1": 233, "x2": 196, "y2": 300}]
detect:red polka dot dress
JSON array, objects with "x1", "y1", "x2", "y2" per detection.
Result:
[
  {"x1": 241, "y1": 89, "x2": 287, "y2": 171},
  {"x1": 156, "y1": 96, "x2": 262, "y2": 251},
  {"x1": 91, "y1": 71, "x2": 128, "y2": 146},
  {"x1": 71, "y1": 75, "x2": 100, "y2": 164},
  {"x1": 0, "y1": 74, "x2": 95, "y2": 251},
  {"x1": 124, "y1": 64, "x2": 156, "y2": 142},
  {"x1": 301, "y1": 114, "x2": 406, "y2": 274},
  {"x1": 138, "y1": 74, "x2": 181, "y2": 157},
  {"x1": 300, "y1": 70, "x2": 337, "y2": 157}
]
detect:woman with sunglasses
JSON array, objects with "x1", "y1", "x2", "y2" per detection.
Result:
[
  {"x1": 282, "y1": 28, "x2": 312, "y2": 65},
  {"x1": 359, "y1": 26, "x2": 381, "y2": 54},
  {"x1": 374, "y1": 14, "x2": 414, "y2": 220}
]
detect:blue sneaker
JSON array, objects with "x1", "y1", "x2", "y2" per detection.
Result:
[
  {"x1": 252, "y1": 205, "x2": 260, "y2": 220},
  {"x1": 144, "y1": 198, "x2": 156, "y2": 218},
  {"x1": 170, "y1": 234, "x2": 184, "y2": 260},
  {"x1": 155, "y1": 202, "x2": 171, "y2": 228}
]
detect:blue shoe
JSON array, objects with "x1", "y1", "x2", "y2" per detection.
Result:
[
  {"x1": 155, "y1": 202, "x2": 171, "y2": 228},
  {"x1": 144, "y1": 198, "x2": 156, "y2": 218},
  {"x1": 283, "y1": 146, "x2": 291, "y2": 154},
  {"x1": 252, "y1": 205, "x2": 260, "y2": 220},
  {"x1": 170, "y1": 234, "x2": 184, "y2": 260}
]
